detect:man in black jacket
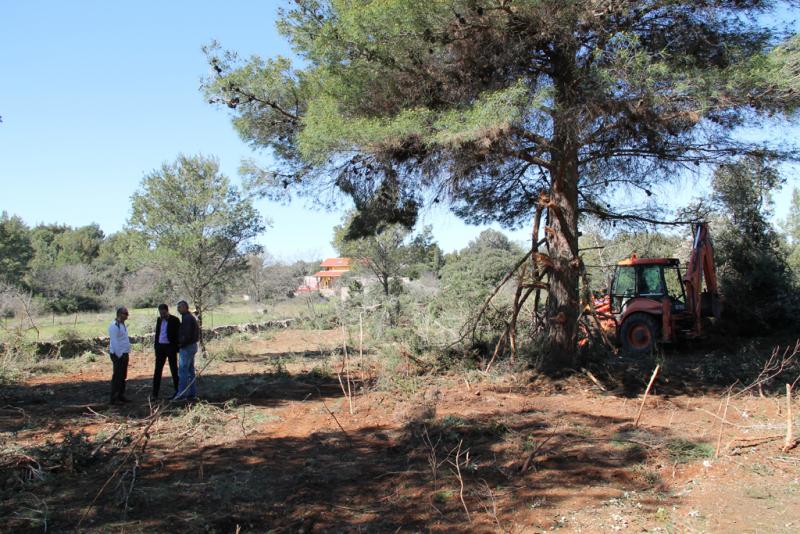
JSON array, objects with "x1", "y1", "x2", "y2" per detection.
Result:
[
  {"x1": 175, "y1": 300, "x2": 200, "y2": 400},
  {"x1": 152, "y1": 304, "x2": 180, "y2": 399}
]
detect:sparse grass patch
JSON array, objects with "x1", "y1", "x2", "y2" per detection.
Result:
[
  {"x1": 654, "y1": 506, "x2": 672, "y2": 525},
  {"x1": 163, "y1": 399, "x2": 274, "y2": 440},
  {"x1": 744, "y1": 486, "x2": 774, "y2": 500},
  {"x1": 433, "y1": 488, "x2": 454, "y2": 503},
  {"x1": 253, "y1": 330, "x2": 275, "y2": 342},
  {"x1": 632, "y1": 463, "x2": 661, "y2": 485},
  {"x1": 376, "y1": 372, "x2": 422, "y2": 395},
  {"x1": 0, "y1": 363, "x2": 25, "y2": 385},
  {"x1": 207, "y1": 469, "x2": 258, "y2": 506},
  {"x1": 247, "y1": 409, "x2": 282, "y2": 425},
  {"x1": 270, "y1": 356, "x2": 291, "y2": 378},
  {"x1": 663, "y1": 438, "x2": 713, "y2": 464},
  {"x1": 56, "y1": 327, "x2": 83, "y2": 343},
  {"x1": 749, "y1": 462, "x2": 774, "y2": 476},
  {"x1": 214, "y1": 340, "x2": 247, "y2": 362},
  {"x1": 373, "y1": 343, "x2": 434, "y2": 394},
  {"x1": 306, "y1": 362, "x2": 333, "y2": 383},
  {"x1": 439, "y1": 415, "x2": 469, "y2": 429},
  {"x1": 419, "y1": 414, "x2": 510, "y2": 449},
  {"x1": 27, "y1": 358, "x2": 68, "y2": 375},
  {"x1": 522, "y1": 432, "x2": 548, "y2": 452},
  {"x1": 568, "y1": 423, "x2": 593, "y2": 438}
]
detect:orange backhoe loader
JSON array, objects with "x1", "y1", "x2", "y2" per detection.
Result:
[{"x1": 593, "y1": 223, "x2": 721, "y2": 354}]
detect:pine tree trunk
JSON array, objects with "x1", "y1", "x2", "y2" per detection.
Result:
[
  {"x1": 544, "y1": 52, "x2": 581, "y2": 372},
  {"x1": 544, "y1": 146, "x2": 580, "y2": 371}
]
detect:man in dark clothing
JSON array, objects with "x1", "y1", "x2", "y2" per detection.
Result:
[
  {"x1": 175, "y1": 300, "x2": 200, "y2": 400},
  {"x1": 152, "y1": 303, "x2": 180, "y2": 399}
]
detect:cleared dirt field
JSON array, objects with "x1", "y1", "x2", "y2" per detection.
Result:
[{"x1": 1, "y1": 329, "x2": 798, "y2": 533}]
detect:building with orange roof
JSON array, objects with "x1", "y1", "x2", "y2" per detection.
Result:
[{"x1": 313, "y1": 257, "x2": 351, "y2": 290}]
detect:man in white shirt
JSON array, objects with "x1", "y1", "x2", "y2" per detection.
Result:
[{"x1": 108, "y1": 306, "x2": 132, "y2": 404}]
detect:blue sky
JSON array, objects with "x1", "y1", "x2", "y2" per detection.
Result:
[{"x1": 0, "y1": 1, "x2": 797, "y2": 260}]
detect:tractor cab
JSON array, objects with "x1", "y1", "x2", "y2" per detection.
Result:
[
  {"x1": 610, "y1": 255, "x2": 686, "y2": 315},
  {"x1": 601, "y1": 254, "x2": 694, "y2": 354}
]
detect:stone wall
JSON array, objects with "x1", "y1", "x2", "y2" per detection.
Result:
[{"x1": 3, "y1": 319, "x2": 293, "y2": 359}]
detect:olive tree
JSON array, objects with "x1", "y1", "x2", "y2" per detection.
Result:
[{"x1": 129, "y1": 154, "x2": 267, "y2": 328}]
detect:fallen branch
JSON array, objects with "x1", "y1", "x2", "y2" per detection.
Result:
[
  {"x1": 736, "y1": 340, "x2": 799, "y2": 399},
  {"x1": 581, "y1": 368, "x2": 607, "y2": 392},
  {"x1": 90, "y1": 425, "x2": 125, "y2": 457},
  {"x1": 695, "y1": 408, "x2": 749, "y2": 429},
  {"x1": 729, "y1": 434, "x2": 786, "y2": 442},
  {"x1": 727, "y1": 434, "x2": 785, "y2": 453},
  {"x1": 468, "y1": 249, "x2": 533, "y2": 340},
  {"x1": 484, "y1": 328, "x2": 508, "y2": 373},
  {"x1": 76, "y1": 407, "x2": 161, "y2": 530},
  {"x1": 520, "y1": 426, "x2": 560, "y2": 473},
  {"x1": 118, "y1": 457, "x2": 138, "y2": 520},
  {"x1": 84, "y1": 406, "x2": 110, "y2": 419},
  {"x1": 465, "y1": 238, "x2": 547, "y2": 343},
  {"x1": 316, "y1": 387, "x2": 352, "y2": 448},
  {"x1": 479, "y1": 478, "x2": 502, "y2": 532}
]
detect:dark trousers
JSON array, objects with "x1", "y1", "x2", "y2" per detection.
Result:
[
  {"x1": 153, "y1": 344, "x2": 179, "y2": 397},
  {"x1": 109, "y1": 353, "x2": 129, "y2": 401}
]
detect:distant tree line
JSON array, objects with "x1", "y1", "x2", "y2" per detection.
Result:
[
  {"x1": 0, "y1": 218, "x2": 148, "y2": 314},
  {"x1": 0, "y1": 155, "x2": 271, "y2": 320}
]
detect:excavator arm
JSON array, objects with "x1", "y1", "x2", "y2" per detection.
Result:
[{"x1": 682, "y1": 223, "x2": 721, "y2": 334}]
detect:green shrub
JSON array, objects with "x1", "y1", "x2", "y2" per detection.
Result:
[{"x1": 711, "y1": 156, "x2": 799, "y2": 333}]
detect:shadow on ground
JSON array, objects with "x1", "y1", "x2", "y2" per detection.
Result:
[
  {"x1": 2, "y1": 396, "x2": 677, "y2": 532},
  {"x1": 0, "y1": 370, "x2": 359, "y2": 436}
]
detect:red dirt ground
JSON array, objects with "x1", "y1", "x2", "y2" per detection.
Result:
[{"x1": 1, "y1": 329, "x2": 798, "y2": 533}]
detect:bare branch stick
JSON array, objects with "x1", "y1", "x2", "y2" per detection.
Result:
[
  {"x1": 316, "y1": 387, "x2": 352, "y2": 447},
  {"x1": 783, "y1": 384, "x2": 796, "y2": 453},
  {"x1": 453, "y1": 440, "x2": 471, "y2": 523},
  {"x1": 634, "y1": 365, "x2": 660, "y2": 427},
  {"x1": 715, "y1": 392, "x2": 731, "y2": 458}
]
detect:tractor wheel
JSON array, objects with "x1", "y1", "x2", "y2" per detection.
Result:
[{"x1": 620, "y1": 313, "x2": 658, "y2": 355}]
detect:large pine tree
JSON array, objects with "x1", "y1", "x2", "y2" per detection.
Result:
[{"x1": 204, "y1": 0, "x2": 800, "y2": 369}]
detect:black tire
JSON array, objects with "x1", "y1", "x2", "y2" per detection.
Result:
[{"x1": 620, "y1": 313, "x2": 658, "y2": 355}]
